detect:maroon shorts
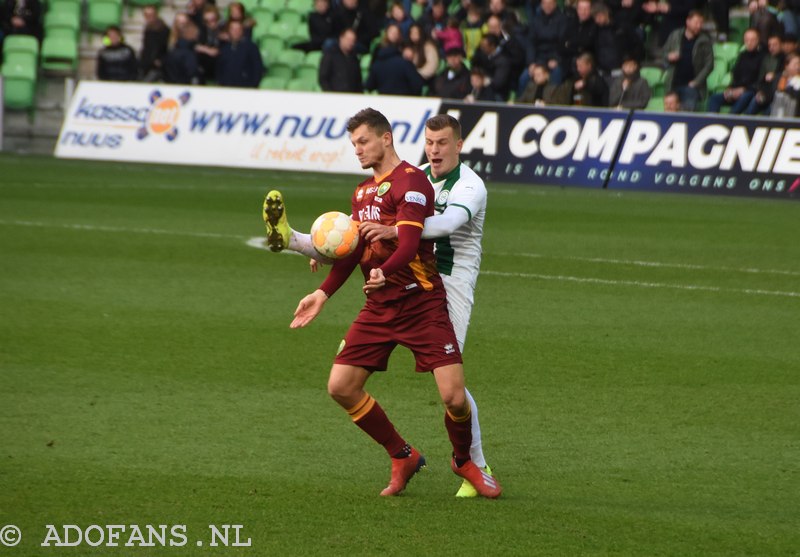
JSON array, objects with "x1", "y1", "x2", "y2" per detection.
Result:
[{"x1": 334, "y1": 290, "x2": 462, "y2": 372}]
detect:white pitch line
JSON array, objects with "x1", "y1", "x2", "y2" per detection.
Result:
[
  {"x1": 494, "y1": 252, "x2": 800, "y2": 278},
  {"x1": 482, "y1": 270, "x2": 800, "y2": 299},
  {"x1": 0, "y1": 219, "x2": 245, "y2": 240}
]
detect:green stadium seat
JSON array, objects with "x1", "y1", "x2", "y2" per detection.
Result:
[
  {"x1": 287, "y1": 0, "x2": 313, "y2": 13},
  {"x1": 713, "y1": 42, "x2": 741, "y2": 67},
  {"x1": 47, "y1": 0, "x2": 82, "y2": 21},
  {"x1": 87, "y1": 0, "x2": 123, "y2": 32},
  {"x1": 645, "y1": 96, "x2": 664, "y2": 111},
  {"x1": 258, "y1": 34, "x2": 285, "y2": 63},
  {"x1": 40, "y1": 35, "x2": 78, "y2": 72},
  {"x1": 260, "y1": 0, "x2": 285, "y2": 12},
  {"x1": 239, "y1": 0, "x2": 259, "y2": 12},
  {"x1": 275, "y1": 48, "x2": 305, "y2": 67},
  {"x1": 44, "y1": 9, "x2": 80, "y2": 38},
  {"x1": 2, "y1": 35, "x2": 39, "y2": 64},
  {"x1": 285, "y1": 76, "x2": 318, "y2": 91},
  {"x1": 259, "y1": 75, "x2": 288, "y2": 89},
  {"x1": 2, "y1": 58, "x2": 38, "y2": 112},
  {"x1": 267, "y1": 62, "x2": 294, "y2": 80},
  {"x1": 640, "y1": 66, "x2": 664, "y2": 97},
  {"x1": 706, "y1": 66, "x2": 731, "y2": 93},
  {"x1": 251, "y1": 10, "x2": 276, "y2": 40},
  {"x1": 277, "y1": 10, "x2": 303, "y2": 26},
  {"x1": 304, "y1": 50, "x2": 322, "y2": 66},
  {"x1": 294, "y1": 65, "x2": 317, "y2": 80}
]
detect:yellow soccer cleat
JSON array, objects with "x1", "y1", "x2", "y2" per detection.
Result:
[
  {"x1": 262, "y1": 190, "x2": 292, "y2": 252},
  {"x1": 455, "y1": 465, "x2": 494, "y2": 498}
]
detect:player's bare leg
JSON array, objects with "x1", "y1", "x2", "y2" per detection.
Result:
[
  {"x1": 328, "y1": 364, "x2": 425, "y2": 496},
  {"x1": 433, "y1": 364, "x2": 501, "y2": 499}
]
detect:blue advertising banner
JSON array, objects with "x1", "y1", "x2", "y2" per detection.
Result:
[
  {"x1": 439, "y1": 101, "x2": 629, "y2": 188},
  {"x1": 608, "y1": 111, "x2": 800, "y2": 199}
]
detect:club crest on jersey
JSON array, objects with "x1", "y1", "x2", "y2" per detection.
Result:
[
  {"x1": 377, "y1": 182, "x2": 391, "y2": 196},
  {"x1": 405, "y1": 191, "x2": 427, "y2": 206},
  {"x1": 436, "y1": 190, "x2": 450, "y2": 205}
]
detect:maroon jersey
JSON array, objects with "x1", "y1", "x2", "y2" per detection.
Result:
[{"x1": 351, "y1": 161, "x2": 443, "y2": 303}]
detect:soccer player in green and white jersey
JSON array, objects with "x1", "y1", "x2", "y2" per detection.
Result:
[{"x1": 263, "y1": 114, "x2": 492, "y2": 498}]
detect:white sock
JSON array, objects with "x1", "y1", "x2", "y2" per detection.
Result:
[
  {"x1": 466, "y1": 388, "x2": 487, "y2": 468},
  {"x1": 288, "y1": 231, "x2": 333, "y2": 264}
]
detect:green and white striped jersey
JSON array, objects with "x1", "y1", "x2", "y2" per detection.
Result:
[{"x1": 420, "y1": 162, "x2": 487, "y2": 280}]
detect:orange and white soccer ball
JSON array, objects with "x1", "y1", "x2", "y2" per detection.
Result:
[{"x1": 310, "y1": 211, "x2": 360, "y2": 259}]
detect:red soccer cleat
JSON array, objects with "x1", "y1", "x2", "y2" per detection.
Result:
[
  {"x1": 451, "y1": 459, "x2": 502, "y2": 498},
  {"x1": 380, "y1": 448, "x2": 426, "y2": 496}
]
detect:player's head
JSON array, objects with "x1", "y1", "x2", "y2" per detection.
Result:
[
  {"x1": 347, "y1": 108, "x2": 394, "y2": 170},
  {"x1": 424, "y1": 114, "x2": 463, "y2": 179}
]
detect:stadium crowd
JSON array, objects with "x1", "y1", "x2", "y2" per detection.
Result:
[{"x1": 3, "y1": 0, "x2": 800, "y2": 115}]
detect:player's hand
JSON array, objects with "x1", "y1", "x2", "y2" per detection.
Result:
[
  {"x1": 290, "y1": 289, "x2": 328, "y2": 328},
  {"x1": 309, "y1": 258, "x2": 326, "y2": 273},
  {"x1": 363, "y1": 268, "x2": 386, "y2": 295},
  {"x1": 359, "y1": 222, "x2": 397, "y2": 242}
]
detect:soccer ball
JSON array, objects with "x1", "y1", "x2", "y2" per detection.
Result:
[{"x1": 310, "y1": 211, "x2": 360, "y2": 259}]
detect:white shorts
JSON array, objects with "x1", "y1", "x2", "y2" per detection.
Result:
[{"x1": 441, "y1": 272, "x2": 476, "y2": 353}]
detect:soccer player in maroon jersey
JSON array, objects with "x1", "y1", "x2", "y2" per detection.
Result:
[{"x1": 290, "y1": 108, "x2": 501, "y2": 498}]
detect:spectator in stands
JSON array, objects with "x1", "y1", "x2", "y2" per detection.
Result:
[
  {"x1": 663, "y1": 89, "x2": 680, "y2": 110},
  {"x1": 418, "y1": 0, "x2": 449, "y2": 38},
  {"x1": 1, "y1": 0, "x2": 42, "y2": 41},
  {"x1": 217, "y1": 19, "x2": 264, "y2": 87},
  {"x1": 196, "y1": 5, "x2": 223, "y2": 83},
  {"x1": 745, "y1": 32, "x2": 785, "y2": 113},
  {"x1": 592, "y1": 3, "x2": 624, "y2": 79},
  {"x1": 332, "y1": 0, "x2": 380, "y2": 53},
  {"x1": 528, "y1": 0, "x2": 568, "y2": 85},
  {"x1": 460, "y1": 3, "x2": 485, "y2": 58},
  {"x1": 300, "y1": 0, "x2": 336, "y2": 52},
  {"x1": 386, "y1": 1, "x2": 413, "y2": 38},
  {"x1": 223, "y1": 2, "x2": 255, "y2": 41},
  {"x1": 517, "y1": 62, "x2": 571, "y2": 105},
  {"x1": 708, "y1": 28, "x2": 765, "y2": 112},
  {"x1": 318, "y1": 27, "x2": 363, "y2": 92},
  {"x1": 663, "y1": 10, "x2": 714, "y2": 111},
  {"x1": 186, "y1": 0, "x2": 208, "y2": 32},
  {"x1": 607, "y1": 0, "x2": 646, "y2": 63},
  {"x1": 563, "y1": 0, "x2": 597, "y2": 78},
  {"x1": 783, "y1": 32, "x2": 798, "y2": 54},
  {"x1": 434, "y1": 17, "x2": 465, "y2": 55},
  {"x1": 370, "y1": 22, "x2": 403, "y2": 57},
  {"x1": 97, "y1": 26, "x2": 139, "y2": 82},
  {"x1": 407, "y1": 23, "x2": 440, "y2": 83},
  {"x1": 608, "y1": 54, "x2": 652, "y2": 108},
  {"x1": 642, "y1": 0, "x2": 695, "y2": 46},
  {"x1": 567, "y1": 52, "x2": 609, "y2": 105},
  {"x1": 164, "y1": 13, "x2": 201, "y2": 84},
  {"x1": 430, "y1": 46, "x2": 472, "y2": 99},
  {"x1": 471, "y1": 32, "x2": 514, "y2": 100},
  {"x1": 485, "y1": 13, "x2": 527, "y2": 87},
  {"x1": 769, "y1": 51, "x2": 800, "y2": 115},
  {"x1": 749, "y1": 0, "x2": 783, "y2": 47},
  {"x1": 365, "y1": 28, "x2": 424, "y2": 95},
  {"x1": 465, "y1": 66, "x2": 501, "y2": 102},
  {"x1": 709, "y1": 0, "x2": 737, "y2": 42},
  {"x1": 487, "y1": 0, "x2": 512, "y2": 25},
  {"x1": 140, "y1": 4, "x2": 170, "y2": 82}
]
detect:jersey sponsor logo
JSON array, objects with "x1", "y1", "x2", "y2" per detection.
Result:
[
  {"x1": 405, "y1": 191, "x2": 427, "y2": 206},
  {"x1": 358, "y1": 206, "x2": 381, "y2": 221},
  {"x1": 436, "y1": 190, "x2": 450, "y2": 205},
  {"x1": 377, "y1": 182, "x2": 391, "y2": 196},
  {"x1": 404, "y1": 283, "x2": 418, "y2": 290}
]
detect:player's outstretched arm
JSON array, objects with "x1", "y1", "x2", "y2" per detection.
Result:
[
  {"x1": 290, "y1": 289, "x2": 328, "y2": 328},
  {"x1": 359, "y1": 206, "x2": 471, "y2": 242}
]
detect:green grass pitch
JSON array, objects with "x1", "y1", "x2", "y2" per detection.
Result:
[{"x1": 1, "y1": 154, "x2": 798, "y2": 556}]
